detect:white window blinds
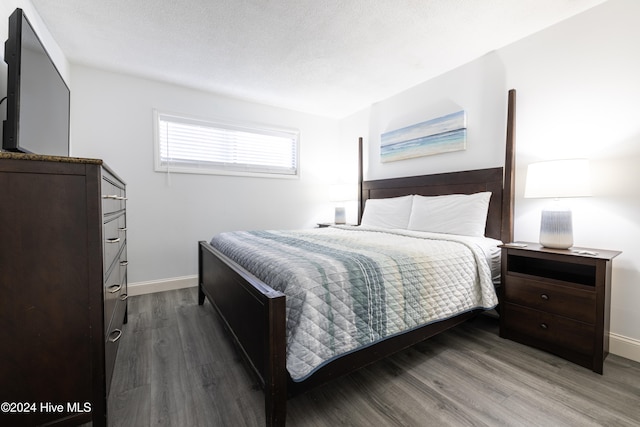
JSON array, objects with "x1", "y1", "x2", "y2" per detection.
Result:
[{"x1": 154, "y1": 111, "x2": 299, "y2": 177}]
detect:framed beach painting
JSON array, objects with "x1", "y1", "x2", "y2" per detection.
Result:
[{"x1": 380, "y1": 110, "x2": 467, "y2": 162}]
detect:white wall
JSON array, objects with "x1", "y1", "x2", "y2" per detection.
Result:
[
  {"x1": 342, "y1": 0, "x2": 640, "y2": 352},
  {"x1": 70, "y1": 66, "x2": 345, "y2": 283}
]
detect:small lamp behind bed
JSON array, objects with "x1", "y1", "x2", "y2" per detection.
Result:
[
  {"x1": 525, "y1": 159, "x2": 592, "y2": 249},
  {"x1": 330, "y1": 182, "x2": 356, "y2": 224}
]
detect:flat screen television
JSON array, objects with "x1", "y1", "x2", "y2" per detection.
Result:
[{"x1": 2, "y1": 8, "x2": 70, "y2": 156}]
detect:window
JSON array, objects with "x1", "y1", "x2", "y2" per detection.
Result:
[{"x1": 154, "y1": 111, "x2": 299, "y2": 178}]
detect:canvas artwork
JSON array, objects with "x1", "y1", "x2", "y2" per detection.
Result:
[{"x1": 380, "y1": 110, "x2": 467, "y2": 162}]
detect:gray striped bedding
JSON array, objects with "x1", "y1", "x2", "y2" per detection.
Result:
[{"x1": 210, "y1": 225, "x2": 499, "y2": 381}]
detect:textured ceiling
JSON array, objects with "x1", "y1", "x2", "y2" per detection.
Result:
[{"x1": 31, "y1": 0, "x2": 605, "y2": 118}]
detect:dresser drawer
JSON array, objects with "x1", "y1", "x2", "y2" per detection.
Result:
[
  {"x1": 102, "y1": 168, "x2": 126, "y2": 215},
  {"x1": 102, "y1": 180, "x2": 125, "y2": 215},
  {"x1": 103, "y1": 251, "x2": 126, "y2": 335},
  {"x1": 105, "y1": 296, "x2": 127, "y2": 394},
  {"x1": 504, "y1": 276, "x2": 596, "y2": 324},
  {"x1": 502, "y1": 303, "x2": 594, "y2": 356},
  {"x1": 103, "y1": 213, "x2": 126, "y2": 274}
]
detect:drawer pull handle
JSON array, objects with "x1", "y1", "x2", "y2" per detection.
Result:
[
  {"x1": 103, "y1": 194, "x2": 119, "y2": 199},
  {"x1": 106, "y1": 237, "x2": 121, "y2": 244},
  {"x1": 108, "y1": 284, "x2": 122, "y2": 294},
  {"x1": 120, "y1": 261, "x2": 129, "y2": 267},
  {"x1": 116, "y1": 196, "x2": 128, "y2": 201},
  {"x1": 540, "y1": 323, "x2": 548, "y2": 330},
  {"x1": 540, "y1": 294, "x2": 549, "y2": 301},
  {"x1": 118, "y1": 227, "x2": 128, "y2": 232},
  {"x1": 120, "y1": 293, "x2": 128, "y2": 301},
  {"x1": 108, "y1": 329, "x2": 122, "y2": 343}
]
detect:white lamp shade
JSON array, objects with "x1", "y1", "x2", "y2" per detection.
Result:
[
  {"x1": 525, "y1": 159, "x2": 591, "y2": 199},
  {"x1": 329, "y1": 183, "x2": 356, "y2": 202}
]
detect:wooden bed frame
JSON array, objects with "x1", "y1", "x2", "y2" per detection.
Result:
[{"x1": 198, "y1": 90, "x2": 516, "y2": 426}]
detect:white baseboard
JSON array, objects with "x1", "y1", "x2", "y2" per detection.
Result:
[
  {"x1": 127, "y1": 275, "x2": 198, "y2": 296},
  {"x1": 610, "y1": 332, "x2": 640, "y2": 364}
]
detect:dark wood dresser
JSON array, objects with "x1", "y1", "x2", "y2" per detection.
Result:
[
  {"x1": 0, "y1": 153, "x2": 128, "y2": 426},
  {"x1": 499, "y1": 243, "x2": 620, "y2": 374}
]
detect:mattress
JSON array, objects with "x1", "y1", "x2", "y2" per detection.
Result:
[{"x1": 210, "y1": 225, "x2": 499, "y2": 381}]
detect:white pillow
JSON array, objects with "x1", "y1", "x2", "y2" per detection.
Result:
[
  {"x1": 407, "y1": 192, "x2": 491, "y2": 237},
  {"x1": 360, "y1": 195, "x2": 414, "y2": 229}
]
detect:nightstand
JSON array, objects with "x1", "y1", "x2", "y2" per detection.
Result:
[{"x1": 499, "y1": 243, "x2": 621, "y2": 374}]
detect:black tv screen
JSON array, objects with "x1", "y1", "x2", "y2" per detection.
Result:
[{"x1": 2, "y1": 8, "x2": 70, "y2": 156}]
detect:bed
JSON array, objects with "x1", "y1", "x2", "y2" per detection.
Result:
[{"x1": 198, "y1": 89, "x2": 516, "y2": 426}]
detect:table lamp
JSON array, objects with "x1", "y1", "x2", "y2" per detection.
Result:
[
  {"x1": 524, "y1": 159, "x2": 591, "y2": 249},
  {"x1": 330, "y1": 182, "x2": 355, "y2": 224}
]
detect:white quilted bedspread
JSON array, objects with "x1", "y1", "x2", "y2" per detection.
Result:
[{"x1": 210, "y1": 226, "x2": 499, "y2": 381}]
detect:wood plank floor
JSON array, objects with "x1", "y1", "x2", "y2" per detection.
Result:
[{"x1": 108, "y1": 287, "x2": 640, "y2": 426}]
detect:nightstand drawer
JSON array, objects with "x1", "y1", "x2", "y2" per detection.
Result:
[
  {"x1": 504, "y1": 276, "x2": 596, "y2": 324},
  {"x1": 503, "y1": 303, "x2": 594, "y2": 356}
]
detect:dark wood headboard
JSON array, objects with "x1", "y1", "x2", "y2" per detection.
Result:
[{"x1": 357, "y1": 89, "x2": 516, "y2": 243}]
